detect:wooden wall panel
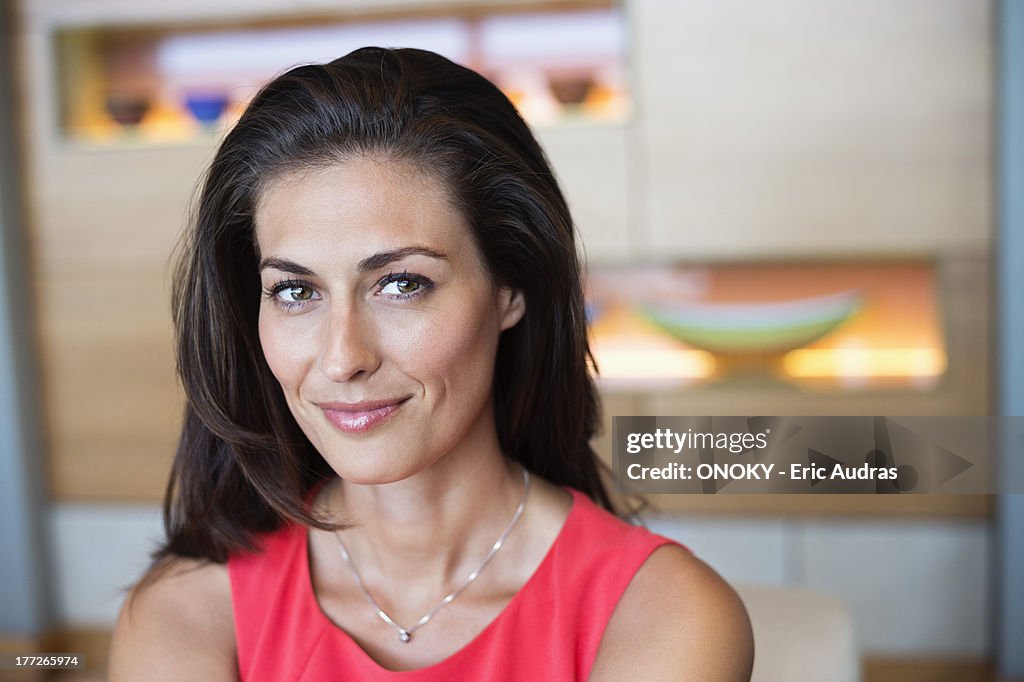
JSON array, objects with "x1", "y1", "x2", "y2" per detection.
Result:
[
  {"x1": 37, "y1": 273, "x2": 181, "y2": 500},
  {"x1": 632, "y1": 0, "x2": 993, "y2": 259},
  {"x1": 21, "y1": 123, "x2": 212, "y2": 500},
  {"x1": 535, "y1": 125, "x2": 634, "y2": 262}
]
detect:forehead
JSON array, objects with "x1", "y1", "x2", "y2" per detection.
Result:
[{"x1": 254, "y1": 158, "x2": 471, "y2": 260}]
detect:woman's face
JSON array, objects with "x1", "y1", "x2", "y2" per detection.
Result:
[{"x1": 255, "y1": 158, "x2": 524, "y2": 484}]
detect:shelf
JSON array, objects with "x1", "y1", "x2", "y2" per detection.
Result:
[
  {"x1": 52, "y1": 3, "x2": 631, "y2": 148},
  {"x1": 588, "y1": 260, "x2": 948, "y2": 393}
]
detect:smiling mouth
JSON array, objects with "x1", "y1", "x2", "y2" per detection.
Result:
[{"x1": 319, "y1": 397, "x2": 410, "y2": 434}]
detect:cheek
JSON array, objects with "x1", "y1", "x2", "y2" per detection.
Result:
[
  {"x1": 258, "y1": 312, "x2": 313, "y2": 390},
  {"x1": 412, "y1": 301, "x2": 501, "y2": 392}
]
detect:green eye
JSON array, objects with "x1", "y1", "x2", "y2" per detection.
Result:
[
  {"x1": 379, "y1": 272, "x2": 433, "y2": 299},
  {"x1": 381, "y1": 278, "x2": 420, "y2": 295},
  {"x1": 396, "y1": 279, "x2": 420, "y2": 294},
  {"x1": 264, "y1": 279, "x2": 319, "y2": 310}
]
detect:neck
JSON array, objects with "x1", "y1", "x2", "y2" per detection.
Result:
[{"x1": 326, "y1": 422, "x2": 527, "y2": 598}]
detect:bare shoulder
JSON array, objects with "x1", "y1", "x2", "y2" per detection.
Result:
[
  {"x1": 590, "y1": 544, "x2": 754, "y2": 682},
  {"x1": 109, "y1": 557, "x2": 237, "y2": 681}
]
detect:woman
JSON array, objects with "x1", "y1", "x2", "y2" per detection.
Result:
[{"x1": 110, "y1": 47, "x2": 753, "y2": 681}]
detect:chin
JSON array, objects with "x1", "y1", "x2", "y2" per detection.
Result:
[{"x1": 320, "y1": 450, "x2": 427, "y2": 487}]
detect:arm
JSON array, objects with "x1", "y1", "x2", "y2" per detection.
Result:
[
  {"x1": 109, "y1": 558, "x2": 238, "y2": 681},
  {"x1": 590, "y1": 545, "x2": 755, "y2": 681}
]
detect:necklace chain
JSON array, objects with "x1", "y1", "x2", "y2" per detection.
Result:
[{"x1": 332, "y1": 466, "x2": 531, "y2": 644}]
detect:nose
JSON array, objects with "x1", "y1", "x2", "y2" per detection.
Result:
[{"x1": 318, "y1": 301, "x2": 381, "y2": 382}]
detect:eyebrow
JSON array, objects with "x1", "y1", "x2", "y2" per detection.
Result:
[
  {"x1": 259, "y1": 246, "x2": 448, "y2": 275},
  {"x1": 357, "y1": 246, "x2": 448, "y2": 272}
]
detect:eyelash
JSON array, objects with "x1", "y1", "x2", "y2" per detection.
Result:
[{"x1": 262, "y1": 271, "x2": 434, "y2": 311}]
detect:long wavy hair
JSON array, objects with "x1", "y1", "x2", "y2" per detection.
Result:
[{"x1": 155, "y1": 47, "x2": 612, "y2": 567}]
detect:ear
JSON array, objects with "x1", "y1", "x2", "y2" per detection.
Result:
[{"x1": 498, "y1": 287, "x2": 526, "y2": 331}]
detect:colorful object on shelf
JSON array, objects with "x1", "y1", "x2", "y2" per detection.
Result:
[
  {"x1": 184, "y1": 92, "x2": 230, "y2": 125},
  {"x1": 104, "y1": 94, "x2": 151, "y2": 127},
  {"x1": 547, "y1": 73, "x2": 595, "y2": 106},
  {"x1": 638, "y1": 289, "x2": 862, "y2": 354},
  {"x1": 586, "y1": 262, "x2": 946, "y2": 390}
]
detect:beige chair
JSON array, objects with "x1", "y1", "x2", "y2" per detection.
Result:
[{"x1": 735, "y1": 585, "x2": 860, "y2": 682}]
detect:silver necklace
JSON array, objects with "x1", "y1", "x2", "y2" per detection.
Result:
[{"x1": 332, "y1": 466, "x2": 531, "y2": 644}]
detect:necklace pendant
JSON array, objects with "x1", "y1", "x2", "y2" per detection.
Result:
[{"x1": 398, "y1": 630, "x2": 412, "y2": 643}]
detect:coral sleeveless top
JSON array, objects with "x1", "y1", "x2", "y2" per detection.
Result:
[{"x1": 228, "y1": 487, "x2": 685, "y2": 681}]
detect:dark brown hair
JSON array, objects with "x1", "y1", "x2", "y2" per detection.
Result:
[{"x1": 156, "y1": 47, "x2": 612, "y2": 567}]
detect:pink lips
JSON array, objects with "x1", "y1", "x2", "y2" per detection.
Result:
[{"x1": 319, "y1": 397, "x2": 409, "y2": 434}]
